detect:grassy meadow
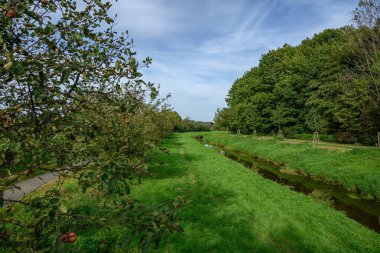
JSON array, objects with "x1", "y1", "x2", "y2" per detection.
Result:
[
  {"x1": 202, "y1": 132, "x2": 380, "y2": 198},
  {"x1": 4, "y1": 132, "x2": 380, "y2": 252}
]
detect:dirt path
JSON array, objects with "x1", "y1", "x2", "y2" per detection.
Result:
[{"x1": 3, "y1": 172, "x2": 60, "y2": 202}]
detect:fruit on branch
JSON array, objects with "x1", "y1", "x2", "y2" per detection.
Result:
[
  {"x1": 41, "y1": 0, "x2": 49, "y2": 4},
  {"x1": 5, "y1": 9, "x2": 16, "y2": 18},
  {"x1": 60, "y1": 234, "x2": 68, "y2": 243},
  {"x1": 68, "y1": 232, "x2": 77, "y2": 243},
  {"x1": 60, "y1": 232, "x2": 78, "y2": 243}
]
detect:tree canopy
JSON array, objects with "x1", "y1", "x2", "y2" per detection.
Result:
[
  {"x1": 0, "y1": 0, "x2": 183, "y2": 251},
  {"x1": 215, "y1": 0, "x2": 380, "y2": 145}
]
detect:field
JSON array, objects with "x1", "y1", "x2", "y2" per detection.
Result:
[
  {"x1": 3, "y1": 133, "x2": 380, "y2": 252},
  {"x1": 202, "y1": 132, "x2": 380, "y2": 198},
  {"x1": 3, "y1": 1, "x2": 380, "y2": 252}
]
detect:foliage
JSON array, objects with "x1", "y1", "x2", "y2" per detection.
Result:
[
  {"x1": 174, "y1": 117, "x2": 211, "y2": 132},
  {"x1": 214, "y1": 0, "x2": 380, "y2": 145},
  {"x1": 0, "y1": 0, "x2": 180, "y2": 251},
  {"x1": 287, "y1": 133, "x2": 337, "y2": 143}
]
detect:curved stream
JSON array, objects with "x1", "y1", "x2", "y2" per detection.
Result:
[{"x1": 198, "y1": 138, "x2": 380, "y2": 233}]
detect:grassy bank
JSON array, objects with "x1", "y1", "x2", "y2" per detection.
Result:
[
  {"x1": 202, "y1": 132, "x2": 380, "y2": 197},
  {"x1": 3, "y1": 133, "x2": 380, "y2": 252}
]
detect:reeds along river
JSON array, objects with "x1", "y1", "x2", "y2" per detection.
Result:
[{"x1": 197, "y1": 137, "x2": 380, "y2": 234}]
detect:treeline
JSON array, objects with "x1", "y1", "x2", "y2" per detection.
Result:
[
  {"x1": 214, "y1": 1, "x2": 380, "y2": 145},
  {"x1": 174, "y1": 116, "x2": 212, "y2": 132},
  {"x1": 166, "y1": 111, "x2": 212, "y2": 132}
]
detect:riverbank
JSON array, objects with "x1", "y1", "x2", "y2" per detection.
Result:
[
  {"x1": 2, "y1": 133, "x2": 380, "y2": 252},
  {"x1": 202, "y1": 132, "x2": 380, "y2": 198}
]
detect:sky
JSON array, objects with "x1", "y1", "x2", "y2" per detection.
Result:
[{"x1": 109, "y1": 0, "x2": 358, "y2": 122}]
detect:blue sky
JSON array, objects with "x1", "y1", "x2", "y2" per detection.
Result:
[{"x1": 110, "y1": 0, "x2": 358, "y2": 121}]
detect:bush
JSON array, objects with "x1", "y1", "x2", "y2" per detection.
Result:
[
  {"x1": 174, "y1": 118, "x2": 212, "y2": 132},
  {"x1": 288, "y1": 133, "x2": 337, "y2": 143},
  {"x1": 336, "y1": 131, "x2": 358, "y2": 144}
]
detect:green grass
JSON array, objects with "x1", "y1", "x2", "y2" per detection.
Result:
[
  {"x1": 202, "y1": 132, "x2": 380, "y2": 197},
  {"x1": 141, "y1": 133, "x2": 380, "y2": 252},
  {"x1": 3, "y1": 132, "x2": 380, "y2": 252}
]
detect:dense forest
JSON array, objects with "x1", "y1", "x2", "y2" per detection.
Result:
[{"x1": 214, "y1": 1, "x2": 380, "y2": 145}]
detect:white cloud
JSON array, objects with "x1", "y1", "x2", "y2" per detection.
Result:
[
  {"x1": 199, "y1": 1, "x2": 278, "y2": 54},
  {"x1": 111, "y1": 0, "x2": 183, "y2": 39},
  {"x1": 140, "y1": 49, "x2": 260, "y2": 121},
  {"x1": 108, "y1": 0, "x2": 358, "y2": 121}
]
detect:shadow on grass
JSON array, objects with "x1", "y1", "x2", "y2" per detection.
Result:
[
  {"x1": 139, "y1": 135, "x2": 276, "y2": 252},
  {"x1": 147, "y1": 134, "x2": 195, "y2": 180},
  {"x1": 164, "y1": 181, "x2": 274, "y2": 253},
  {"x1": 51, "y1": 133, "x2": 363, "y2": 253}
]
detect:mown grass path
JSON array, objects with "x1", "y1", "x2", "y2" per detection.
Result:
[{"x1": 133, "y1": 133, "x2": 380, "y2": 252}]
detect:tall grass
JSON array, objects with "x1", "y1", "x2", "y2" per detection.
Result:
[{"x1": 202, "y1": 132, "x2": 380, "y2": 197}]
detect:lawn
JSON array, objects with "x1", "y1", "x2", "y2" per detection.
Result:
[
  {"x1": 202, "y1": 132, "x2": 380, "y2": 198},
  {"x1": 3, "y1": 132, "x2": 380, "y2": 252}
]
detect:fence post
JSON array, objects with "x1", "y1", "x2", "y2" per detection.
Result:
[
  {"x1": 253, "y1": 129, "x2": 257, "y2": 138},
  {"x1": 313, "y1": 131, "x2": 320, "y2": 145}
]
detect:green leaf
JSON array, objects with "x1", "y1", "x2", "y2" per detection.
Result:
[
  {"x1": 105, "y1": 17, "x2": 114, "y2": 24},
  {"x1": 48, "y1": 2, "x2": 57, "y2": 12},
  {"x1": 59, "y1": 204, "x2": 68, "y2": 214},
  {"x1": 50, "y1": 198, "x2": 60, "y2": 205},
  {"x1": 116, "y1": 84, "x2": 121, "y2": 93},
  {"x1": 3, "y1": 62, "x2": 13, "y2": 71}
]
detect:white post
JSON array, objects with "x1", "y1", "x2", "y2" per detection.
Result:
[
  {"x1": 253, "y1": 129, "x2": 257, "y2": 138},
  {"x1": 313, "y1": 131, "x2": 319, "y2": 145},
  {"x1": 238, "y1": 127, "x2": 241, "y2": 135}
]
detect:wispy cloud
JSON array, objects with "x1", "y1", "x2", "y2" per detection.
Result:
[
  {"x1": 110, "y1": 0, "x2": 183, "y2": 39},
  {"x1": 110, "y1": 0, "x2": 358, "y2": 121},
  {"x1": 199, "y1": 1, "x2": 278, "y2": 54}
]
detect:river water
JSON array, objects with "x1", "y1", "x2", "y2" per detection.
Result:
[{"x1": 198, "y1": 137, "x2": 380, "y2": 233}]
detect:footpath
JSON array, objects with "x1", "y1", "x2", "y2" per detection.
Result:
[{"x1": 3, "y1": 172, "x2": 60, "y2": 202}]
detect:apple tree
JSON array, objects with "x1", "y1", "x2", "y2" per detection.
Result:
[{"x1": 0, "y1": 0, "x2": 182, "y2": 251}]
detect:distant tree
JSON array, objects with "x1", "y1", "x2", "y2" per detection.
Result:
[
  {"x1": 174, "y1": 117, "x2": 211, "y2": 132},
  {"x1": 352, "y1": 0, "x2": 380, "y2": 108},
  {"x1": 220, "y1": 24, "x2": 380, "y2": 144},
  {"x1": 214, "y1": 108, "x2": 231, "y2": 130}
]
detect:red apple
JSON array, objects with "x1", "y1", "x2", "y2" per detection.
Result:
[{"x1": 5, "y1": 9, "x2": 16, "y2": 18}]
